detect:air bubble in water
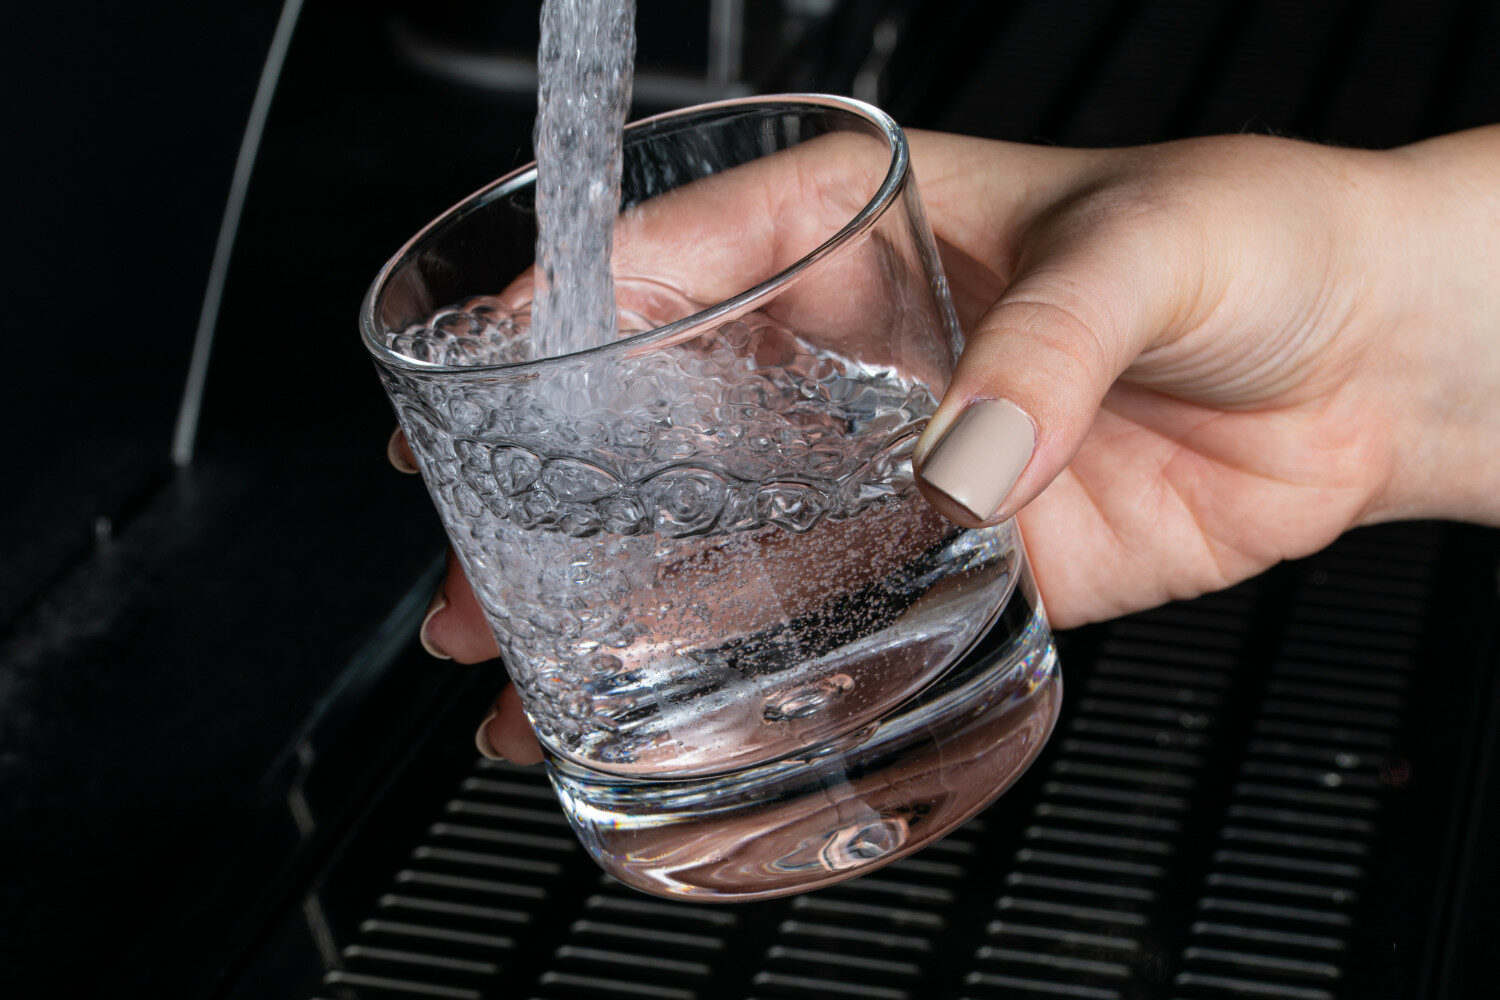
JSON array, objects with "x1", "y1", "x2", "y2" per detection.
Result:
[
  {"x1": 762, "y1": 674, "x2": 855, "y2": 724},
  {"x1": 817, "y1": 815, "x2": 909, "y2": 871}
]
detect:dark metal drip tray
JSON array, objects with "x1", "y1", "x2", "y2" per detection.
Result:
[{"x1": 118, "y1": 522, "x2": 1498, "y2": 1000}]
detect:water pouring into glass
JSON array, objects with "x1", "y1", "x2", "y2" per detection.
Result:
[{"x1": 361, "y1": 0, "x2": 1060, "y2": 900}]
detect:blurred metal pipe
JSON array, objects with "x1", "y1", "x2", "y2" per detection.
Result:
[
  {"x1": 172, "y1": 0, "x2": 305, "y2": 467},
  {"x1": 708, "y1": 0, "x2": 745, "y2": 84},
  {"x1": 854, "y1": 10, "x2": 904, "y2": 105}
]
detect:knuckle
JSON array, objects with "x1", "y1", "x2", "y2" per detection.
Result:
[{"x1": 992, "y1": 292, "x2": 1118, "y2": 379}]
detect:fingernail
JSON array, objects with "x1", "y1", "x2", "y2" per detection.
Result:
[
  {"x1": 475, "y1": 709, "x2": 506, "y2": 760},
  {"x1": 387, "y1": 428, "x2": 418, "y2": 474},
  {"x1": 917, "y1": 399, "x2": 1035, "y2": 520},
  {"x1": 419, "y1": 589, "x2": 451, "y2": 660}
]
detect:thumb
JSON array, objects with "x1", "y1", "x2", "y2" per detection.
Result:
[{"x1": 911, "y1": 240, "x2": 1170, "y2": 527}]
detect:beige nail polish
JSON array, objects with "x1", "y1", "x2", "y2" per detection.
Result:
[
  {"x1": 419, "y1": 589, "x2": 452, "y2": 660},
  {"x1": 387, "y1": 428, "x2": 418, "y2": 474},
  {"x1": 917, "y1": 399, "x2": 1035, "y2": 520},
  {"x1": 475, "y1": 709, "x2": 506, "y2": 760}
]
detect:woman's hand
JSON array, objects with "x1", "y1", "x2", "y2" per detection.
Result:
[
  {"x1": 910, "y1": 125, "x2": 1500, "y2": 625},
  {"x1": 394, "y1": 124, "x2": 1500, "y2": 762}
]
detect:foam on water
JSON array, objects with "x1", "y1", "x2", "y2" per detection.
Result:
[{"x1": 384, "y1": 295, "x2": 1021, "y2": 777}]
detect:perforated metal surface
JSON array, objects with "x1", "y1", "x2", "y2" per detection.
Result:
[{"x1": 283, "y1": 524, "x2": 1457, "y2": 1000}]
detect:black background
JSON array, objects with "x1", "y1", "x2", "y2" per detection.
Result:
[{"x1": 2, "y1": 1, "x2": 1497, "y2": 997}]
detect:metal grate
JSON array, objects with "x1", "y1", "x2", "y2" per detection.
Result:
[
  {"x1": 320, "y1": 763, "x2": 578, "y2": 999},
  {"x1": 744, "y1": 825, "x2": 977, "y2": 1000},
  {"x1": 1172, "y1": 528, "x2": 1434, "y2": 1000},
  {"x1": 294, "y1": 527, "x2": 1457, "y2": 1000},
  {"x1": 960, "y1": 588, "x2": 1256, "y2": 1000}
]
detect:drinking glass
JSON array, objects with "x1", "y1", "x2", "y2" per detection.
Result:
[{"x1": 361, "y1": 95, "x2": 1061, "y2": 900}]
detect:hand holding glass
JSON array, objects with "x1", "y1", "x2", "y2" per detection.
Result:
[{"x1": 362, "y1": 96, "x2": 1060, "y2": 900}]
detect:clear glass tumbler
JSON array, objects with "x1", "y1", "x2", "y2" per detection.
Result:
[{"x1": 361, "y1": 95, "x2": 1060, "y2": 900}]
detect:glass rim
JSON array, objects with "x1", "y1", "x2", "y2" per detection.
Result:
[{"x1": 359, "y1": 93, "x2": 910, "y2": 376}]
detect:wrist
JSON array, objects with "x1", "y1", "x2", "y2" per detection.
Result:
[{"x1": 1359, "y1": 128, "x2": 1500, "y2": 526}]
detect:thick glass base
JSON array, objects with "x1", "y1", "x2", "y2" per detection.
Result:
[{"x1": 546, "y1": 592, "x2": 1060, "y2": 901}]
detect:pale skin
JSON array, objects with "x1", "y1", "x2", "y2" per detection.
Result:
[{"x1": 390, "y1": 125, "x2": 1500, "y2": 764}]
